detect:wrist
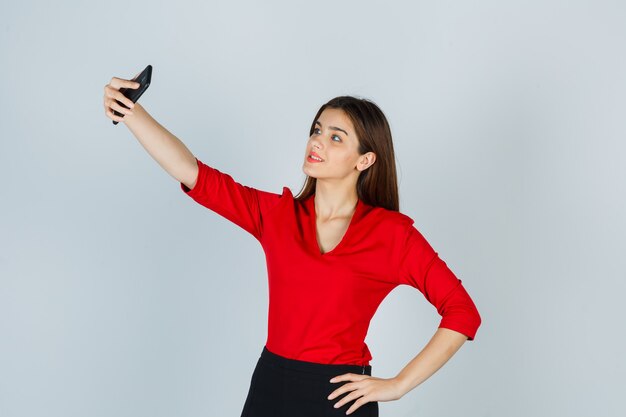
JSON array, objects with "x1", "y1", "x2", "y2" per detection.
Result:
[{"x1": 391, "y1": 375, "x2": 411, "y2": 398}]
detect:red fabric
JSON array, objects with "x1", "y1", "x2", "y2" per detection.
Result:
[{"x1": 181, "y1": 157, "x2": 482, "y2": 366}]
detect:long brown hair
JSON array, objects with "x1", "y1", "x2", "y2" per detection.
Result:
[{"x1": 294, "y1": 96, "x2": 399, "y2": 212}]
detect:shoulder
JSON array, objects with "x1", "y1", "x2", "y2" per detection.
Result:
[
  {"x1": 257, "y1": 185, "x2": 293, "y2": 199},
  {"x1": 257, "y1": 186, "x2": 294, "y2": 213},
  {"x1": 362, "y1": 203, "x2": 416, "y2": 237}
]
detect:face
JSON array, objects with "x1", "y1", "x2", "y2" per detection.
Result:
[{"x1": 302, "y1": 108, "x2": 375, "y2": 181}]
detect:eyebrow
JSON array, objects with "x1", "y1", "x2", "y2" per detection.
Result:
[{"x1": 315, "y1": 120, "x2": 349, "y2": 137}]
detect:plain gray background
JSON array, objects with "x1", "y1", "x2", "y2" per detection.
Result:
[{"x1": 1, "y1": 1, "x2": 624, "y2": 416}]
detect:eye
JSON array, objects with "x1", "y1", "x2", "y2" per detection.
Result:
[{"x1": 312, "y1": 127, "x2": 342, "y2": 142}]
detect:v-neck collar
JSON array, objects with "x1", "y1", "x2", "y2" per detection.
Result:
[{"x1": 308, "y1": 194, "x2": 363, "y2": 257}]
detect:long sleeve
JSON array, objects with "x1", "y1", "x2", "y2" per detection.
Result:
[
  {"x1": 396, "y1": 224, "x2": 482, "y2": 340},
  {"x1": 180, "y1": 157, "x2": 287, "y2": 241}
]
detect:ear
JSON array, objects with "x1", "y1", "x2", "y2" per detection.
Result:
[{"x1": 357, "y1": 152, "x2": 376, "y2": 172}]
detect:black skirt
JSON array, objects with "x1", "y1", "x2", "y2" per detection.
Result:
[{"x1": 240, "y1": 346, "x2": 379, "y2": 417}]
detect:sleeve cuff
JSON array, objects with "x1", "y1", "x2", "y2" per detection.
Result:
[
  {"x1": 438, "y1": 315, "x2": 481, "y2": 341},
  {"x1": 180, "y1": 157, "x2": 202, "y2": 197}
]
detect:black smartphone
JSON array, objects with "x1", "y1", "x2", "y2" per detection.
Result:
[{"x1": 112, "y1": 65, "x2": 152, "y2": 125}]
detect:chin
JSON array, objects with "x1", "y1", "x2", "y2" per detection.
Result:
[{"x1": 302, "y1": 165, "x2": 318, "y2": 178}]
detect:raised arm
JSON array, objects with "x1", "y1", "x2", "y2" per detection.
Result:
[
  {"x1": 103, "y1": 76, "x2": 287, "y2": 241},
  {"x1": 123, "y1": 103, "x2": 199, "y2": 188},
  {"x1": 103, "y1": 77, "x2": 198, "y2": 188}
]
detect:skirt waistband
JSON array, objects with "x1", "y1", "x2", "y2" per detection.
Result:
[{"x1": 259, "y1": 346, "x2": 372, "y2": 377}]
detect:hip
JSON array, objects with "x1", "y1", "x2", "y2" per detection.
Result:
[{"x1": 240, "y1": 345, "x2": 379, "y2": 417}]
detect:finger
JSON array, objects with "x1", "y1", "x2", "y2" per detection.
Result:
[
  {"x1": 105, "y1": 108, "x2": 125, "y2": 123},
  {"x1": 329, "y1": 373, "x2": 352, "y2": 383},
  {"x1": 108, "y1": 77, "x2": 141, "y2": 92},
  {"x1": 114, "y1": 91, "x2": 135, "y2": 110},
  {"x1": 105, "y1": 98, "x2": 132, "y2": 114},
  {"x1": 109, "y1": 76, "x2": 138, "y2": 88},
  {"x1": 109, "y1": 76, "x2": 127, "y2": 90},
  {"x1": 103, "y1": 84, "x2": 135, "y2": 110},
  {"x1": 106, "y1": 101, "x2": 129, "y2": 119},
  {"x1": 346, "y1": 397, "x2": 369, "y2": 415},
  {"x1": 107, "y1": 102, "x2": 133, "y2": 120},
  {"x1": 109, "y1": 99, "x2": 134, "y2": 115},
  {"x1": 328, "y1": 381, "x2": 357, "y2": 401},
  {"x1": 333, "y1": 389, "x2": 362, "y2": 410},
  {"x1": 333, "y1": 395, "x2": 352, "y2": 408}
]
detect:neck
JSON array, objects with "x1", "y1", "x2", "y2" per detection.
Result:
[{"x1": 313, "y1": 179, "x2": 358, "y2": 221}]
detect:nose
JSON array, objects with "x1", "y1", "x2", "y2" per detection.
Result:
[{"x1": 310, "y1": 138, "x2": 322, "y2": 151}]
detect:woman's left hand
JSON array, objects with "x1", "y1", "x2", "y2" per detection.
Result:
[{"x1": 327, "y1": 373, "x2": 405, "y2": 415}]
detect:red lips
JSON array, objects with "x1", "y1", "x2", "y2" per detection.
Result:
[{"x1": 309, "y1": 151, "x2": 324, "y2": 161}]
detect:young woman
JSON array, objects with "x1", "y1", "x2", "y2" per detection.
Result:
[{"x1": 103, "y1": 77, "x2": 482, "y2": 417}]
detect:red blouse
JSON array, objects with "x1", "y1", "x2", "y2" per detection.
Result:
[{"x1": 181, "y1": 157, "x2": 481, "y2": 366}]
